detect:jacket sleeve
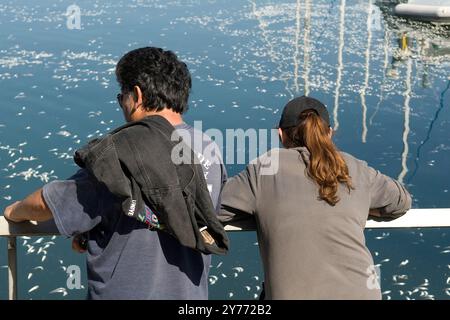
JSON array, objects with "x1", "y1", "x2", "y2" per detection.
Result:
[
  {"x1": 74, "y1": 136, "x2": 137, "y2": 218},
  {"x1": 367, "y1": 165, "x2": 412, "y2": 220},
  {"x1": 219, "y1": 164, "x2": 258, "y2": 230}
]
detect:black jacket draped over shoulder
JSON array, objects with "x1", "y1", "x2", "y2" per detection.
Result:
[{"x1": 74, "y1": 115, "x2": 229, "y2": 255}]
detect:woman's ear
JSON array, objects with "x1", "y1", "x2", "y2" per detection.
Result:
[
  {"x1": 278, "y1": 128, "x2": 284, "y2": 144},
  {"x1": 328, "y1": 127, "x2": 333, "y2": 139}
]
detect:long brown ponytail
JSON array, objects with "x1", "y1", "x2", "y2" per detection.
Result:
[{"x1": 282, "y1": 109, "x2": 353, "y2": 206}]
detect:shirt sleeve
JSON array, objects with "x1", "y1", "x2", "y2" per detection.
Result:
[
  {"x1": 219, "y1": 163, "x2": 258, "y2": 229},
  {"x1": 367, "y1": 165, "x2": 412, "y2": 220},
  {"x1": 42, "y1": 169, "x2": 102, "y2": 237}
]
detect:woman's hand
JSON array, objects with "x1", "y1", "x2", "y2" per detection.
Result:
[{"x1": 369, "y1": 208, "x2": 382, "y2": 217}]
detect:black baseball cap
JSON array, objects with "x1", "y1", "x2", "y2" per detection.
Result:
[{"x1": 278, "y1": 96, "x2": 330, "y2": 129}]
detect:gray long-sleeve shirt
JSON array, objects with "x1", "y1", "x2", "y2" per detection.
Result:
[{"x1": 219, "y1": 147, "x2": 412, "y2": 300}]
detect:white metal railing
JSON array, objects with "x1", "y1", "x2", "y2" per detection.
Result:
[{"x1": 1, "y1": 208, "x2": 450, "y2": 300}]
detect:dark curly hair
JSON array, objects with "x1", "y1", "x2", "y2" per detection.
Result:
[{"x1": 115, "y1": 47, "x2": 191, "y2": 114}]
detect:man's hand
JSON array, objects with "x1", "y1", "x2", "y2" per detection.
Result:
[
  {"x1": 3, "y1": 188, "x2": 52, "y2": 223},
  {"x1": 72, "y1": 234, "x2": 87, "y2": 253},
  {"x1": 3, "y1": 201, "x2": 26, "y2": 223}
]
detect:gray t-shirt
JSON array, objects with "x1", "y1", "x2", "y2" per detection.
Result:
[
  {"x1": 43, "y1": 123, "x2": 226, "y2": 299},
  {"x1": 220, "y1": 147, "x2": 412, "y2": 300}
]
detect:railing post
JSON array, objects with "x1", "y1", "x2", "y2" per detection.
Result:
[{"x1": 7, "y1": 236, "x2": 17, "y2": 300}]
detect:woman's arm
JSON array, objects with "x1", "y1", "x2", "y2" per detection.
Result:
[
  {"x1": 368, "y1": 167, "x2": 412, "y2": 220},
  {"x1": 219, "y1": 164, "x2": 259, "y2": 229}
]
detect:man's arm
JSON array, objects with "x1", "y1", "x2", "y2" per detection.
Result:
[{"x1": 3, "y1": 188, "x2": 53, "y2": 223}]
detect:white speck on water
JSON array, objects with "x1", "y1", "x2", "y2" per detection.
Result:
[
  {"x1": 399, "y1": 260, "x2": 409, "y2": 267},
  {"x1": 393, "y1": 274, "x2": 408, "y2": 282},
  {"x1": 33, "y1": 238, "x2": 44, "y2": 245},
  {"x1": 209, "y1": 275, "x2": 218, "y2": 285},
  {"x1": 50, "y1": 288, "x2": 68, "y2": 296},
  {"x1": 232, "y1": 267, "x2": 244, "y2": 273},
  {"x1": 14, "y1": 92, "x2": 26, "y2": 99},
  {"x1": 28, "y1": 285, "x2": 39, "y2": 293},
  {"x1": 56, "y1": 130, "x2": 71, "y2": 137},
  {"x1": 26, "y1": 246, "x2": 35, "y2": 254}
]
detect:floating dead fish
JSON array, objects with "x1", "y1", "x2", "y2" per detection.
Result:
[
  {"x1": 399, "y1": 259, "x2": 409, "y2": 266},
  {"x1": 28, "y1": 285, "x2": 39, "y2": 293},
  {"x1": 50, "y1": 288, "x2": 68, "y2": 296},
  {"x1": 33, "y1": 238, "x2": 44, "y2": 245},
  {"x1": 209, "y1": 275, "x2": 218, "y2": 285}
]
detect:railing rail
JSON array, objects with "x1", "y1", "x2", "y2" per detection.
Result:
[{"x1": 1, "y1": 208, "x2": 450, "y2": 300}]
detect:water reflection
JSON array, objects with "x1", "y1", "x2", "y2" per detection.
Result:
[
  {"x1": 1, "y1": 0, "x2": 450, "y2": 300},
  {"x1": 376, "y1": 1, "x2": 450, "y2": 184},
  {"x1": 302, "y1": 0, "x2": 312, "y2": 96},
  {"x1": 333, "y1": 0, "x2": 346, "y2": 132},
  {"x1": 409, "y1": 79, "x2": 450, "y2": 183}
]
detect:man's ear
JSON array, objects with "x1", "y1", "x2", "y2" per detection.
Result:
[{"x1": 133, "y1": 85, "x2": 143, "y2": 105}]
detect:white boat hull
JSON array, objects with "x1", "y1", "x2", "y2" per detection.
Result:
[{"x1": 395, "y1": 3, "x2": 450, "y2": 23}]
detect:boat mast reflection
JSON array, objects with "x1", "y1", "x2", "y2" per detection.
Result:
[{"x1": 333, "y1": 0, "x2": 346, "y2": 132}]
